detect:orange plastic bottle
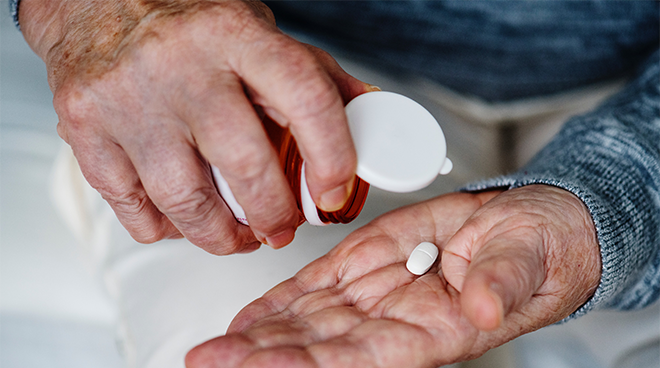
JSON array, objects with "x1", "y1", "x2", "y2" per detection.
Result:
[
  {"x1": 264, "y1": 116, "x2": 370, "y2": 226},
  {"x1": 212, "y1": 115, "x2": 370, "y2": 227}
]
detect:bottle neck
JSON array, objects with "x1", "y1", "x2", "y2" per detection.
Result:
[{"x1": 275, "y1": 122, "x2": 369, "y2": 225}]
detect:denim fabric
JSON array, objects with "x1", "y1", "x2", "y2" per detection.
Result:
[
  {"x1": 463, "y1": 50, "x2": 660, "y2": 321},
  {"x1": 266, "y1": 0, "x2": 659, "y2": 102},
  {"x1": 9, "y1": 0, "x2": 19, "y2": 29}
]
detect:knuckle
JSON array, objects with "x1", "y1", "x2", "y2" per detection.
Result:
[
  {"x1": 56, "y1": 121, "x2": 70, "y2": 143},
  {"x1": 312, "y1": 158, "x2": 355, "y2": 186},
  {"x1": 278, "y1": 50, "x2": 337, "y2": 115},
  {"x1": 98, "y1": 186, "x2": 166, "y2": 243},
  {"x1": 220, "y1": 148, "x2": 272, "y2": 183},
  {"x1": 155, "y1": 186, "x2": 251, "y2": 255},
  {"x1": 208, "y1": 1, "x2": 271, "y2": 43},
  {"x1": 199, "y1": 229, "x2": 246, "y2": 256},
  {"x1": 238, "y1": 28, "x2": 341, "y2": 119},
  {"x1": 53, "y1": 86, "x2": 95, "y2": 127},
  {"x1": 97, "y1": 184, "x2": 147, "y2": 212},
  {"x1": 293, "y1": 55, "x2": 332, "y2": 90},
  {"x1": 249, "y1": 1, "x2": 276, "y2": 24},
  {"x1": 294, "y1": 77, "x2": 338, "y2": 118},
  {"x1": 258, "y1": 38, "x2": 337, "y2": 111},
  {"x1": 155, "y1": 184, "x2": 217, "y2": 224}
]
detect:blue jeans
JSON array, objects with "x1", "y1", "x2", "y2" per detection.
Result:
[{"x1": 265, "y1": 0, "x2": 658, "y2": 102}]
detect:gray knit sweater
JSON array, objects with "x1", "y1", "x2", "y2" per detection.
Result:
[{"x1": 464, "y1": 50, "x2": 660, "y2": 320}]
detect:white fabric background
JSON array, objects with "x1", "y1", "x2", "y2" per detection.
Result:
[{"x1": 0, "y1": 8, "x2": 124, "y2": 368}]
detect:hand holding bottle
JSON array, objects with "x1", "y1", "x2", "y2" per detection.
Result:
[{"x1": 19, "y1": 0, "x2": 372, "y2": 253}]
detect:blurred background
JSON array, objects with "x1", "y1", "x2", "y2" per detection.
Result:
[{"x1": 0, "y1": 5, "x2": 125, "y2": 367}]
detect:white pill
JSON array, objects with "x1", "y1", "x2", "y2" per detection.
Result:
[{"x1": 406, "y1": 242, "x2": 439, "y2": 275}]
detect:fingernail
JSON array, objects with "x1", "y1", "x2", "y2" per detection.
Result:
[
  {"x1": 265, "y1": 228, "x2": 295, "y2": 249},
  {"x1": 263, "y1": 106, "x2": 288, "y2": 126},
  {"x1": 367, "y1": 84, "x2": 382, "y2": 92},
  {"x1": 319, "y1": 179, "x2": 353, "y2": 212}
]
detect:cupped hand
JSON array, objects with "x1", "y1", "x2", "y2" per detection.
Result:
[
  {"x1": 21, "y1": 0, "x2": 371, "y2": 253},
  {"x1": 186, "y1": 185, "x2": 601, "y2": 367}
]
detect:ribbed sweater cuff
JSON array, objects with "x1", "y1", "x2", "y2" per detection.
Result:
[{"x1": 9, "y1": 0, "x2": 20, "y2": 29}]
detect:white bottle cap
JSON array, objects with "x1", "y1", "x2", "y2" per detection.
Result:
[
  {"x1": 211, "y1": 166, "x2": 249, "y2": 225},
  {"x1": 213, "y1": 91, "x2": 451, "y2": 226},
  {"x1": 299, "y1": 162, "x2": 328, "y2": 226},
  {"x1": 346, "y1": 91, "x2": 451, "y2": 193}
]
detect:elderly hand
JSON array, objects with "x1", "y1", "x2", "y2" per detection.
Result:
[
  {"x1": 186, "y1": 185, "x2": 601, "y2": 367},
  {"x1": 19, "y1": 0, "x2": 371, "y2": 254}
]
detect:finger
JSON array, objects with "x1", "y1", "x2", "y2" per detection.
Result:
[
  {"x1": 439, "y1": 190, "x2": 507, "y2": 291},
  {"x1": 236, "y1": 33, "x2": 357, "y2": 212},
  {"x1": 268, "y1": 262, "x2": 415, "y2": 321},
  {"x1": 186, "y1": 334, "x2": 254, "y2": 368},
  {"x1": 230, "y1": 289, "x2": 348, "y2": 346},
  {"x1": 119, "y1": 119, "x2": 259, "y2": 254},
  {"x1": 179, "y1": 75, "x2": 300, "y2": 249},
  {"x1": 245, "y1": 43, "x2": 377, "y2": 118},
  {"x1": 226, "y1": 230, "x2": 390, "y2": 334},
  {"x1": 66, "y1": 130, "x2": 182, "y2": 242},
  {"x1": 228, "y1": 255, "x2": 412, "y2": 336},
  {"x1": 444, "y1": 226, "x2": 546, "y2": 331},
  {"x1": 192, "y1": 319, "x2": 439, "y2": 368},
  {"x1": 188, "y1": 338, "x2": 315, "y2": 368},
  {"x1": 229, "y1": 255, "x2": 342, "y2": 333},
  {"x1": 307, "y1": 320, "x2": 439, "y2": 368},
  {"x1": 54, "y1": 85, "x2": 184, "y2": 243},
  {"x1": 245, "y1": 46, "x2": 374, "y2": 122},
  {"x1": 192, "y1": 311, "x2": 336, "y2": 368}
]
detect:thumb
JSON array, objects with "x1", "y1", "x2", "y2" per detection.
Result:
[{"x1": 442, "y1": 228, "x2": 546, "y2": 331}]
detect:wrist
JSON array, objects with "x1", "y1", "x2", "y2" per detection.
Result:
[
  {"x1": 19, "y1": 0, "x2": 152, "y2": 90},
  {"x1": 18, "y1": 0, "x2": 67, "y2": 59},
  {"x1": 18, "y1": 0, "x2": 272, "y2": 92}
]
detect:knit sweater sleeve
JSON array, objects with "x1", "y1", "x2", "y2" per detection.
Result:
[
  {"x1": 9, "y1": 0, "x2": 20, "y2": 29},
  {"x1": 463, "y1": 50, "x2": 660, "y2": 321}
]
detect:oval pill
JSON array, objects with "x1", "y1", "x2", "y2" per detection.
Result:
[{"x1": 406, "y1": 242, "x2": 439, "y2": 275}]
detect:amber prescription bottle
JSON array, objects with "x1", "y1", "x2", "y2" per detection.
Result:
[
  {"x1": 212, "y1": 120, "x2": 370, "y2": 226},
  {"x1": 212, "y1": 91, "x2": 453, "y2": 227}
]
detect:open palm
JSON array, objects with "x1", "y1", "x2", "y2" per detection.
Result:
[{"x1": 187, "y1": 186, "x2": 601, "y2": 368}]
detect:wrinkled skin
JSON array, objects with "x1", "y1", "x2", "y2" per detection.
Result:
[
  {"x1": 18, "y1": 2, "x2": 602, "y2": 365},
  {"x1": 20, "y1": 0, "x2": 372, "y2": 253},
  {"x1": 187, "y1": 185, "x2": 601, "y2": 368}
]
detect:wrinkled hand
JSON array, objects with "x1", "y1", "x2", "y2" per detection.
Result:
[
  {"x1": 186, "y1": 185, "x2": 601, "y2": 367},
  {"x1": 20, "y1": 0, "x2": 370, "y2": 253}
]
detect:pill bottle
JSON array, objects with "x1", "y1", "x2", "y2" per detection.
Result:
[
  {"x1": 212, "y1": 91, "x2": 453, "y2": 227},
  {"x1": 212, "y1": 118, "x2": 370, "y2": 226}
]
